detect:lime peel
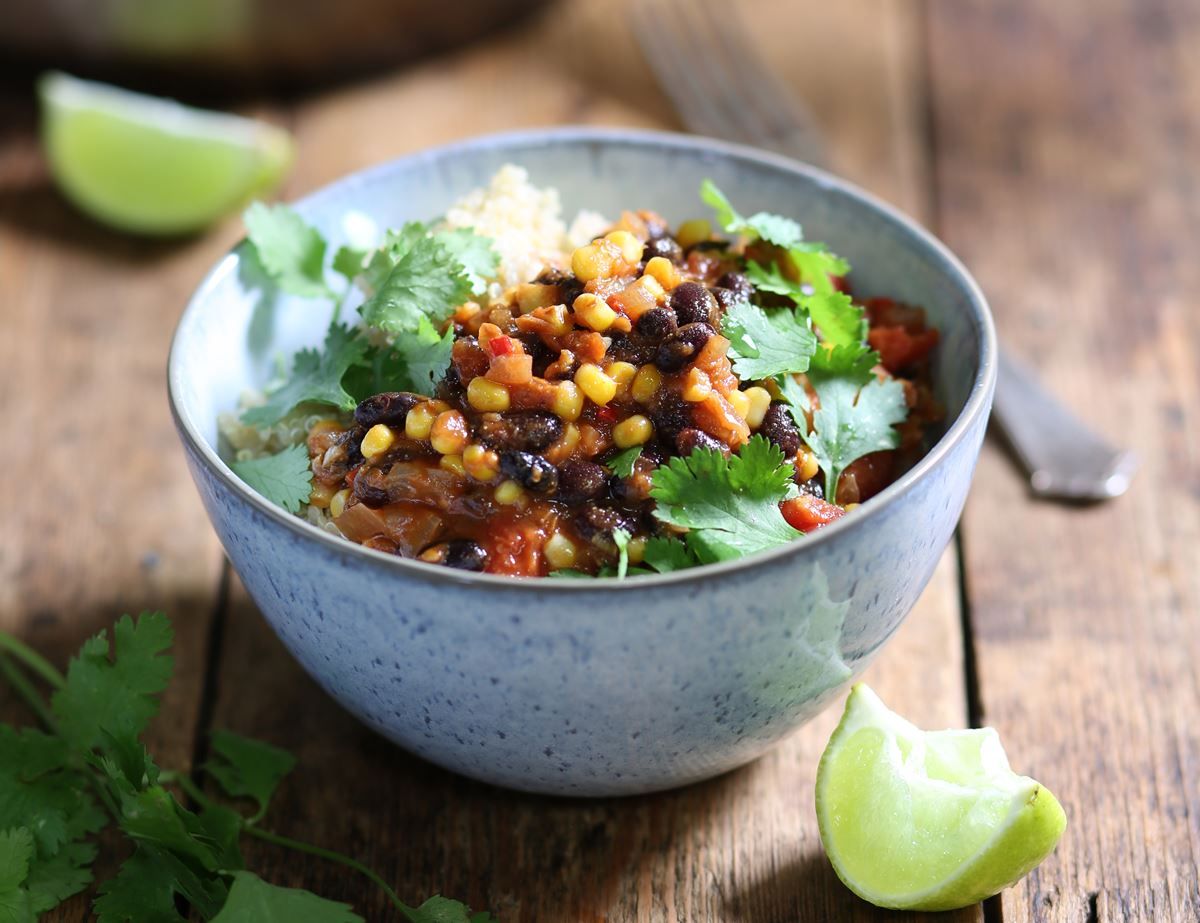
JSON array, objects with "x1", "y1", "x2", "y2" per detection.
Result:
[
  {"x1": 39, "y1": 71, "x2": 293, "y2": 235},
  {"x1": 816, "y1": 684, "x2": 1067, "y2": 911}
]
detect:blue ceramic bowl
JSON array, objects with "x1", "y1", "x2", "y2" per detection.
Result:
[{"x1": 169, "y1": 128, "x2": 995, "y2": 796}]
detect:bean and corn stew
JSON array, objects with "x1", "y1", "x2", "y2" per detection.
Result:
[{"x1": 226, "y1": 173, "x2": 942, "y2": 578}]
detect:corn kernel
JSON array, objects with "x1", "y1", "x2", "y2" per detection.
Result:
[
  {"x1": 439, "y1": 454, "x2": 466, "y2": 477},
  {"x1": 430, "y1": 410, "x2": 469, "y2": 455},
  {"x1": 612, "y1": 414, "x2": 654, "y2": 448},
  {"x1": 515, "y1": 282, "x2": 557, "y2": 313},
  {"x1": 743, "y1": 386, "x2": 773, "y2": 429},
  {"x1": 626, "y1": 535, "x2": 647, "y2": 565},
  {"x1": 575, "y1": 363, "x2": 618, "y2": 406},
  {"x1": 463, "y1": 443, "x2": 500, "y2": 481},
  {"x1": 644, "y1": 256, "x2": 680, "y2": 290},
  {"x1": 361, "y1": 423, "x2": 396, "y2": 459},
  {"x1": 637, "y1": 274, "x2": 666, "y2": 302},
  {"x1": 329, "y1": 488, "x2": 350, "y2": 519},
  {"x1": 676, "y1": 218, "x2": 712, "y2": 249},
  {"x1": 494, "y1": 479, "x2": 525, "y2": 506},
  {"x1": 571, "y1": 241, "x2": 618, "y2": 281},
  {"x1": 405, "y1": 403, "x2": 437, "y2": 439},
  {"x1": 308, "y1": 480, "x2": 336, "y2": 509},
  {"x1": 797, "y1": 448, "x2": 820, "y2": 482},
  {"x1": 843, "y1": 502, "x2": 861, "y2": 512},
  {"x1": 604, "y1": 229, "x2": 644, "y2": 264},
  {"x1": 467, "y1": 376, "x2": 511, "y2": 412},
  {"x1": 631, "y1": 365, "x2": 663, "y2": 403},
  {"x1": 681, "y1": 368, "x2": 713, "y2": 402},
  {"x1": 727, "y1": 389, "x2": 751, "y2": 420},
  {"x1": 606, "y1": 361, "x2": 638, "y2": 396},
  {"x1": 544, "y1": 533, "x2": 578, "y2": 569},
  {"x1": 552, "y1": 381, "x2": 584, "y2": 421},
  {"x1": 573, "y1": 292, "x2": 618, "y2": 332}
]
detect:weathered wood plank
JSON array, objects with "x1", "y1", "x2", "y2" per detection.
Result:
[
  {"x1": 200, "y1": 1, "x2": 979, "y2": 920},
  {"x1": 927, "y1": 1, "x2": 1200, "y2": 920}
]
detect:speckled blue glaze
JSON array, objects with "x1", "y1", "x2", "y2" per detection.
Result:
[{"x1": 169, "y1": 129, "x2": 995, "y2": 796}]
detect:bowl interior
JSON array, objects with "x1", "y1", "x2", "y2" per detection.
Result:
[{"x1": 172, "y1": 129, "x2": 986, "y2": 487}]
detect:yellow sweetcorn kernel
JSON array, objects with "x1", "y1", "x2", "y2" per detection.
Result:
[
  {"x1": 575, "y1": 363, "x2": 618, "y2": 406},
  {"x1": 676, "y1": 218, "x2": 712, "y2": 249},
  {"x1": 631, "y1": 364, "x2": 663, "y2": 403},
  {"x1": 644, "y1": 256, "x2": 680, "y2": 290},
  {"x1": 573, "y1": 292, "x2": 618, "y2": 332},
  {"x1": 743, "y1": 386, "x2": 773, "y2": 429},
  {"x1": 604, "y1": 229, "x2": 645, "y2": 264},
  {"x1": 797, "y1": 448, "x2": 820, "y2": 482},
  {"x1": 329, "y1": 488, "x2": 350, "y2": 519},
  {"x1": 606, "y1": 361, "x2": 638, "y2": 396},
  {"x1": 681, "y1": 368, "x2": 713, "y2": 402},
  {"x1": 494, "y1": 479, "x2": 525, "y2": 506},
  {"x1": 467, "y1": 376, "x2": 511, "y2": 413},
  {"x1": 612, "y1": 414, "x2": 653, "y2": 448},
  {"x1": 308, "y1": 480, "x2": 336, "y2": 509},
  {"x1": 552, "y1": 380, "x2": 584, "y2": 421},
  {"x1": 626, "y1": 535, "x2": 647, "y2": 565},
  {"x1": 430, "y1": 410, "x2": 470, "y2": 455},
  {"x1": 404, "y1": 402, "x2": 437, "y2": 440},
  {"x1": 571, "y1": 240, "x2": 619, "y2": 281},
  {"x1": 727, "y1": 389, "x2": 751, "y2": 420},
  {"x1": 361, "y1": 423, "x2": 396, "y2": 459},
  {"x1": 439, "y1": 454, "x2": 466, "y2": 477},
  {"x1": 463, "y1": 443, "x2": 500, "y2": 481},
  {"x1": 544, "y1": 532, "x2": 578, "y2": 569}
]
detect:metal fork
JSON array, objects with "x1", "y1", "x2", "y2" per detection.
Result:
[{"x1": 633, "y1": 0, "x2": 1137, "y2": 501}]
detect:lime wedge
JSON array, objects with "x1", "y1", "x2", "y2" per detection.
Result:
[
  {"x1": 816, "y1": 684, "x2": 1066, "y2": 911},
  {"x1": 38, "y1": 72, "x2": 293, "y2": 235}
]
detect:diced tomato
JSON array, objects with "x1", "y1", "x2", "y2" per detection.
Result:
[
  {"x1": 781, "y1": 495, "x2": 847, "y2": 534},
  {"x1": 486, "y1": 334, "x2": 516, "y2": 358},
  {"x1": 594, "y1": 406, "x2": 619, "y2": 425},
  {"x1": 864, "y1": 297, "x2": 927, "y2": 332},
  {"x1": 868, "y1": 326, "x2": 940, "y2": 373}
]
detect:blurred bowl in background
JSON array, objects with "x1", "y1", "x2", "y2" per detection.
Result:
[{"x1": 0, "y1": 0, "x2": 555, "y2": 91}]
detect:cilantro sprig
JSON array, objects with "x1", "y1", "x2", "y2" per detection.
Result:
[
  {"x1": 0, "y1": 613, "x2": 496, "y2": 922},
  {"x1": 723, "y1": 298, "x2": 816, "y2": 380}
]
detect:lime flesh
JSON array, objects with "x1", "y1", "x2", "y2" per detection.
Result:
[
  {"x1": 816, "y1": 684, "x2": 1067, "y2": 911},
  {"x1": 39, "y1": 72, "x2": 293, "y2": 236}
]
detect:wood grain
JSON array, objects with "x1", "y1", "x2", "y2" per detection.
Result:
[
  {"x1": 927, "y1": 1, "x2": 1200, "y2": 920},
  {"x1": 198, "y1": 1, "x2": 979, "y2": 921}
]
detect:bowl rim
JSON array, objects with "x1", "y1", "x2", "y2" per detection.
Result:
[{"x1": 168, "y1": 125, "x2": 997, "y2": 593}]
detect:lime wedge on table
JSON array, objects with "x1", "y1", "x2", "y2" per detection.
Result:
[
  {"x1": 39, "y1": 72, "x2": 293, "y2": 235},
  {"x1": 816, "y1": 684, "x2": 1067, "y2": 911}
]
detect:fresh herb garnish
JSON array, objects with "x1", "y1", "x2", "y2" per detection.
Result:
[
  {"x1": 436, "y1": 227, "x2": 500, "y2": 297},
  {"x1": 723, "y1": 298, "x2": 816, "y2": 380},
  {"x1": 229, "y1": 445, "x2": 313, "y2": 514},
  {"x1": 0, "y1": 613, "x2": 496, "y2": 922},
  {"x1": 641, "y1": 536, "x2": 695, "y2": 573},
  {"x1": 612, "y1": 528, "x2": 631, "y2": 579},
  {"x1": 240, "y1": 324, "x2": 365, "y2": 427},
  {"x1": 650, "y1": 435, "x2": 800, "y2": 564},
  {"x1": 606, "y1": 446, "x2": 643, "y2": 478},
  {"x1": 244, "y1": 202, "x2": 333, "y2": 299}
]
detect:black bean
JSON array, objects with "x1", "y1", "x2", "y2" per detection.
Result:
[
  {"x1": 499, "y1": 451, "x2": 559, "y2": 494},
  {"x1": 352, "y1": 469, "x2": 392, "y2": 509},
  {"x1": 643, "y1": 215, "x2": 671, "y2": 240},
  {"x1": 533, "y1": 267, "x2": 567, "y2": 284},
  {"x1": 635, "y1": 307, "x2": 677, "y2": 341},
  {"x1": 436, "y1": 366, "x2": 465, "y2": 404},
  {"x1": 796, "y1": 475, "x2": 824, "y2": 499},
  {"x1": 717, "y1": 271, "x2": 754, "y2": 300},
  {"x1": 642, "y1": 236, "x2": 684, "y2": 265},
  {"x1": 354, "y1": 392, "x2": 422, "y2": 428},
  {"x1": 573, "y1": 504, "x2": 636, "y2": 543},
  {"x1": 675, "y1": 428, "x2": 726, "y2": 456},
  {"x1": 475, "y1": 411, "x2": 563, "y2": 453},
  {"x1": 557, "y1": 460, "x2": 609, "y2": 504},
  {"x1": 670, "y1": 281, "x2": 719, "y2": 327},
  {"x1": 340, "y1": 426, "x2": 366, "y2": 470},
  {"x1": 760, "y1": 403, "x2": 802, "y2": 456},
  {"x1": 648, "y1": 389, "x2": 693, "y2": 439},
  {"x1": 709, "y1": 286, "x2": 741, "y2": 312},
  {"x1": 606, "y1": 332, "x2": 656, "y2": 366},
  {"x1": 444, "y1": 539, "x2": 489, "y2": 571},
  {"x1": 655, "y1": 322, "x2": 715, "y2": 373}
]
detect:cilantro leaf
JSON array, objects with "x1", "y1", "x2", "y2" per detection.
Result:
[
  {"x1": 809, "y1": 341, "x2": 879, "y2": 385},
  {"x1": 404, "y1": 895, "x2": 498, "y2": 923},
  {"x1": 787, "y1": 242, "x2": 850, "y2": 294},
  {"x1": 25, "y1": 840, "x2": 96, "y2": 914},
  {"x1": 231, "y1": 444, "x2": 313, "y2": 514},
  {"x1": 241, "y1": 324, "x2": 366, "y2": 427},
  {"x1": 204, "y1": 731, "x2": 296, "y2": 822},
  {"x1": 650, "y1": 436, "x2": 801, "y2": 563},
  {"x1": 642, "y1": 536, "x2": 696, "y2": 574},
  {"x1": 723, "y1": 299, "x2": 816, "y2": 379},
  {"x1": 0, "y1": 827, "x2": 34, "y2": 923},
  {"x1": 212, "y1": 872, "x2": 363, "y2": 923},
  {"x1": 435, "y1": 228, "x2": 499, "y2": 296},
  {"x1": 745, "y1": 263, "x2": 864, "y2": 346},
  {"x1": 393, "y1": 318, "x2": 455, "y2": 395},
  {"x1": 243, "y1": 203, "x2": 332, "y2": 299},
  {"x1": 93, "y1": 848, "x2": 186, "y2": 923},
  {"x1": 606, "y1": 446, "x2": 642, "y2": 478},
  {"x1": 700, "y1": 180, "x2": 802, "y2": 248},
  {"x1": 612, "y1": 529, "x2": 631, "y2": 579},
  {"x1": 796, "y1": 373, "x2": 907, "y2": 503},
  {"x1": 358, "y1": 223, "x2": 473, "y2": 335},
  {"x1": 331, "y1": 245, "x2": 368, "y2": 284},
  {"x1": 51, "y1": 613, "x2": 173, "y2": 754}
]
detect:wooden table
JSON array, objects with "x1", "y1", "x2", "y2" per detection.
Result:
[{"x1": 2, "y1": 0, "x2": 1197, "y2": 920}]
